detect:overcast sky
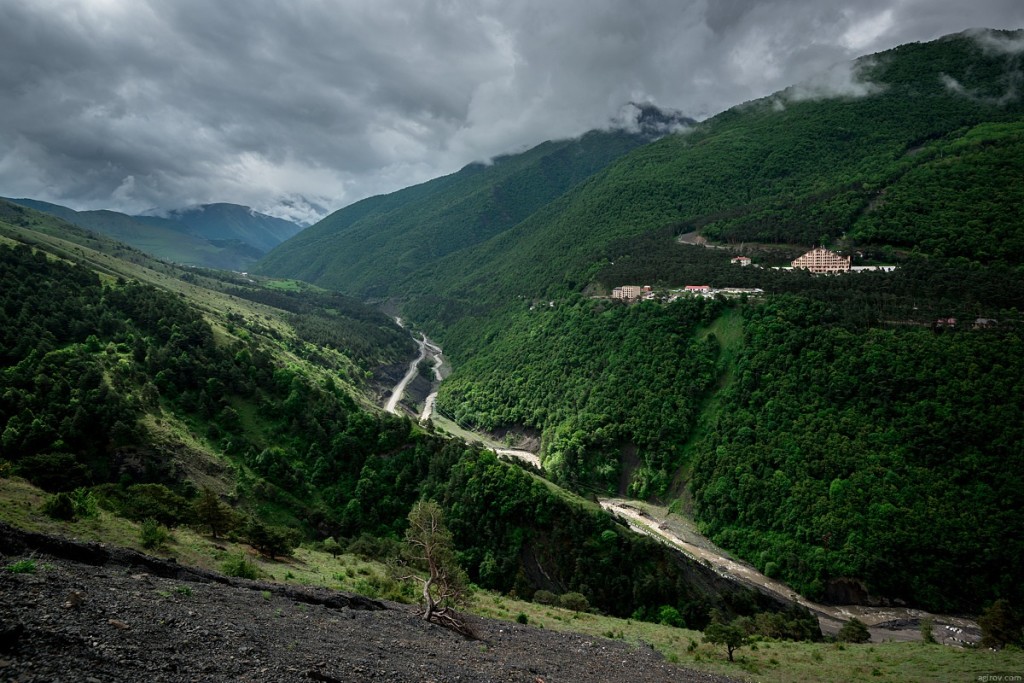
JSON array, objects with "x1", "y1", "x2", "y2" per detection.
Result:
[{"x1": 1, "y1": 1, "x2": 1021, "y2": 224}]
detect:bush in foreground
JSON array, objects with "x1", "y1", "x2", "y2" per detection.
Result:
[{"x1": 221, "y1": 553, "x2": 260, "y2": 580}]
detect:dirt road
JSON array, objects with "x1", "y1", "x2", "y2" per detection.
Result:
[
  {"x1": 599, "y1": 498, "x2": 980, "y2": 645},
  {"x1": 384, "y1": 318, "x2": 443, "y2": 416}
]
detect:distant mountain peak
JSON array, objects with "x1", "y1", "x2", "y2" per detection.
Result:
[
  {"x1": 262, "y1": 195, "x2": 331, "y2": 227},
  {"x1": 610, "y1": 102, "x2": 697, "y2": 138}
]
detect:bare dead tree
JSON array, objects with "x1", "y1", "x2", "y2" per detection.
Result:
[{"x1": 398, "y1": 500, "x2": 475, "y2": 637}]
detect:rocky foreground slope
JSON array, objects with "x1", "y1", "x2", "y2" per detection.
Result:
[{"x1": 0, "y1": 524, "x2": 736, "y2": 682}]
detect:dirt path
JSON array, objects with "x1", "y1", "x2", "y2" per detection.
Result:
[
  {"x1": 492, "y1": 447, "x2": 542, "y2": 469},
  {"x1": 384, "y1": 334, "x2": 426, "y2": 414},
  {"x1": 598, "y1": 498, "x2": 980, "y2": 645}
]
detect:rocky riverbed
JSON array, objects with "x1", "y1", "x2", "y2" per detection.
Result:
[{"x1": 0, "y1": 523, "x2": 737, "y2": 683}]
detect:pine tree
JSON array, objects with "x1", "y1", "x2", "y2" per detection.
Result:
[{"x1": 192, "y1": 488, "x2": 236, "y2": 539}]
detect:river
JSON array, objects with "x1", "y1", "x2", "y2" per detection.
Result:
[
  {"x1": 383, "y1": 322, "x2": 539, "y2": 470},
  {"x1": 384, "y1": 318, "x2": 442, "y2": 415},
  {"x1": 382, "y1": 322, "x2": 974, "y2": 644}
]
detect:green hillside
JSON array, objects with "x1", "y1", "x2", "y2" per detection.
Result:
[
  {"x1": 152, "y1": 202, "x2": 304, "y2": 253},
  {"x1": 7, "y1": 198, "x2": 302, "y2": 270},
  {"x1": 0, "y1": 199, "x2": 791, "y2": 627},
  {"x1": 690, "y1": 296, "x2": 1023, "y2": 612},
  {"x1": 256, "y1": 128, "x2": 668, "y2": 297},
  {"x1": 5, "y1": 26, "x2": 1022, "y2": 634}
]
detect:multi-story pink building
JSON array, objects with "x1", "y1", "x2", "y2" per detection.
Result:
[{"x1": 791, "y1": 247, "x2": 851, "y2": 273}]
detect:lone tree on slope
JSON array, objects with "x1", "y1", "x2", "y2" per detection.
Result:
[
  {"x1": 703, "y1": 614, "x2": 752, "y2": 662},
  {"x1": 399, "y1": 500, "x2": 474, "y2": 637},
  {"x1": 192, "y1": 488, "x2": 237, "y2": 539}
]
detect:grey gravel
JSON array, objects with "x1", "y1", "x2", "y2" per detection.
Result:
[{"x1": 0, "y1": 526, "x2": 738, "y2": 683}]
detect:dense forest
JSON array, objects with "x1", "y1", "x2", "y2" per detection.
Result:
[
  {"x1": 0, "y1": 240, "x2": 806, "y2": 628},
  {"x1": 424, "y1": 255, "x2": 1024, "y2": 612},
  {"x1": 255, "y1": 128, "x2": 660, "y2": 297},
  {"x1": 436, "y1": 296, "x2": 723, "y2": 497},
  {"x1": 690, "y1": 297, "x2": 1024, "y2": 612}
]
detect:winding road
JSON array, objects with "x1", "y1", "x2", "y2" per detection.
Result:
[
  {"x1": 383, "y1": 321, "x2": 541, "y2": 469},
  {"x1": 384, "y1": 318, "x2": 442, "y2": 416}
]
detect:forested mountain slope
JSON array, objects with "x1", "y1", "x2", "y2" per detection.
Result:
[
  {"x1": 394, "y1": 29, "x2": 1024, "y2": 314},
  {"x1": 358, "y1": 30, "x2": 1024, "y2": 614},
  {"x1": 6, "y1": 198, "x2": 302, "y2": 270},
  {"x1": 256, "y1": 124, "x2": 684, "y2": 297},
  {"x1": 144, "y1": 203, "x2": 304, "y2": 253},
  {"x1": 690, "y1": 297, "x2": 1023, "y2": 612},
  {"x1": 0, "y1": 199, "x2": 792, "y2": 627}
]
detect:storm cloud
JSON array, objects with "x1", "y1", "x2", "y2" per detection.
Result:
[{"x1": 1, "y1": 0, "x2": 1021, "y2": 223}]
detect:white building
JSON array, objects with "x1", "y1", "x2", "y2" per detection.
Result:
[{"x1": 612, "y1": 285, "x2": 644, "y2": 300}]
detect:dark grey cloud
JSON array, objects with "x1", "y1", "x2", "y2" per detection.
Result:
[{"x1": 0, "y1": 0, "x2": 1021, "y2": 224}]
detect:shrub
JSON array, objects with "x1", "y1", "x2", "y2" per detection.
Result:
[
  {"x1": 244, "y1": 517, "x2": 299, "y2": 559},
  {"x1": 191, "y1": 488, "x2": 237, "y2": 539},
  {"x1": 322, "y1": 536, "x2": 343, "y2": 558},
  {"x1": 6, "y1": 558, "x2": 37, "y2": 574},
  {"x1": 354, "y1": 574, "x2": 413, "y2": 603},
  {"x1": 15, "y1": 453, "x2": 91, "y2": 492},
  {"x1": 42, "y1": 492, "x2": 76, "y2": 520},
  {"x1": 837, "y1": 618, "x2": 871, "y2": 643},
  {"x1": 95, "y1": 483, "x2": 192, "y2": 526},
  {"x1": 140, "y1": 518, "x2": 170, "y2": 550},
  {"x1": 752, "y1": 607, "x2": 820, "y2": 641},
  {"x1": 559, "y1": 592, "x2": 589, "y2": 613},
  {"x1": 516, "y1": 613, "x2": 529, "y2": 625},
  {"x1": 41, "y1": 488, "x2": 98, "y2": 522},
  {"x1": 533, "y1": 589, "x2": 558, "y2": 605},
  {"x1": 657, "y1": 605, "x2": 686, "y2": 628},
  {"x1": 221, "y1": 553, "x2": 259, "y2": 580},
  {"x1": 347, "y1": 533, "x2": 401, "y2": 561},
  {"x1": 920, "y1": 617, "x2": 936, "y2": 644},
  {"x1": 979, "y1": 599, "x2": 1024, "y2": 649},
  {"x1": 70, "y1": 488, "x2": 98, "y2": 519},
  {"x1": 121, "y1": 484, "x2": 193, "y2": 526}
]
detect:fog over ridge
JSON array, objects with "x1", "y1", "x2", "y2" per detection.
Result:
[{"x1": 0, "y1": 1, "x2": 1021, "y2": 222}]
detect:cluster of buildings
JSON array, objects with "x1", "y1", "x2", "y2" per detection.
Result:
[
  {"x1": 670, "y1": 286, "x2": 764, "y2": 300},
  {"x1": 609, "y1": 247, "x2": 896, "y2": 303},
  {"x1": 611, "y1": 284, "x2": 763, "y2": 301},
  {"x1": 732, "y1": 248, "x2": 898, "y2": 274}
]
